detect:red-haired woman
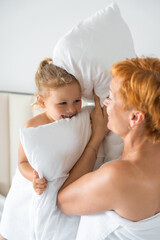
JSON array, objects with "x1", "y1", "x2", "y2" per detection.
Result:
[{"x1": 58, "y1": 57, "x2": 160, "y2": 240}]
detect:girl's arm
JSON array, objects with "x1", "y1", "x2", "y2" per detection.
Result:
[
  {"x1": 18, "y1": 141, "x2": 34, "y2": 181},
  {"x1": 18, "y1": 120, "x2": 47, "y2": 195}
]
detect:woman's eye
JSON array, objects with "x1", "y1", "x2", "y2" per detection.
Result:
[{"x1": 106, "y1": 95, "x2": 112, "y2": 101}]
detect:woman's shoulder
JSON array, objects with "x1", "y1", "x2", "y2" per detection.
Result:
[
  {"x1": 23, "y1": 112, "x2": 48, "y2": 128},
  {"x1": 98, "y1": 160, "x2": 137, "y2": 190},
  {"x1": 101, "y1": 160, "x2": 135, "y2": 177},
  {"x1": 100, "y1": 160, "x2": 143, "y2": 194}
]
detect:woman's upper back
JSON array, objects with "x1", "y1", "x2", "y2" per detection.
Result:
[{"x1": 108, "y1": 145, "x2": 160, "y2": 222}]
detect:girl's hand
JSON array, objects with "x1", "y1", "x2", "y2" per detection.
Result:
[
  {"x1": 91, "y1": 93, "x2": 109, "y2": 141},
  {"x1": 32, "y1": 170, "x2": 47, "y2": 195}
]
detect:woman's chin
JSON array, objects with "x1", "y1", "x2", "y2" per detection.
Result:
[{"x1": 107, "y1": 122, "x2": 112, "y2": 131}]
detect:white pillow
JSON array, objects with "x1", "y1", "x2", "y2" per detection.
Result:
[
  {"x1": 103, "y1": 131, "x2": 124, "y2": 163},
  {"x1": 20, "y1": 107, "x2": 91, "y2": 239},
  {"x1": 53, "y1": 2, "x2": 136, "y2": 103},
  {"x1": 20, "y1": 108, "x2": 91, "y2": 180}
]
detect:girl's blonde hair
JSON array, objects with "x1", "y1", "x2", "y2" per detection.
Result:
[
  {"x1": 111, "y1": 57, "x2": 160, "y2": 143},
  {"x1": 32, "y1": 58, "x2": 80, "y2": 105}
]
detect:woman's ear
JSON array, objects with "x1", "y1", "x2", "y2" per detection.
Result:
[
  {"x1": 37, "y1": 95, "x2": 46, "y2": 108},
  {"x1": 130, "y1": 111, "x2": 145, "y2": 128}
]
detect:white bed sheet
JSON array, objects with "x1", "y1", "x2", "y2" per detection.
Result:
[{"x1": 0, "y1": 195, "x2": 5, "y2": 223}]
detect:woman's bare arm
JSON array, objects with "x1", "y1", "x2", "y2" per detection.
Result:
[
  {"x1": 57, "y1": 94, "x2": 111, "y2": 212},
  {"x1": 58, "y1": 162, "x2": 120, "y2": 215},
  {"x1": 59, "y1": 94, "x2": 108, "y2": 190}
]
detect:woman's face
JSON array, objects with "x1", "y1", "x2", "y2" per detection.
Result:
[{"x1": 103, "y1": 78, "x2": 131, "y2": 137}]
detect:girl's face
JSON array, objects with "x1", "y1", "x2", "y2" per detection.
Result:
[
  {"x1": 103, "y1": 78, "x2": 131, "y2": 138},
  {"x1": 43, "y1": 82, "x2": 82, "y2": 121}
]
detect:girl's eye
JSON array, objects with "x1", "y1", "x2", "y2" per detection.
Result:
[
  {"x1": 59, "y1": 102, "x2": 67, "y2": 105},
  {"x1": 74, "y1": 99, "x2": 81, "y2": 103}
]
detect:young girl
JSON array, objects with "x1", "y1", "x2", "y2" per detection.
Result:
[
  {"x1": 18, "y1": 58, "x2": 82, "y2": 194},
  {"x1": 0, "y1": 58, "x2": 91, "y2": 240}
]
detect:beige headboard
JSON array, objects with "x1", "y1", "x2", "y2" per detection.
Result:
[
  {"x1": 0, "y1": 92, "x2": 38, "y2": 196},
  {"x1": 0, "y1": 92, "x2": 91, "y2": 196}
]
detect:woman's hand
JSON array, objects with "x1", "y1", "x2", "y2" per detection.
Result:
[
  {"x1": 91, "y1": 93, "x2": 109, "y2": 141},
  {"x1": 32, "y1": 170, "x2": 47, "y2": 195}
]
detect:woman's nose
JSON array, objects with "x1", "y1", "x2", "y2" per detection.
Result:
[{"x1": 103, "y1": 97, "x2": 109, "y2": 106}]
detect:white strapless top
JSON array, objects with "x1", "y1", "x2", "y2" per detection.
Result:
[{"x1": 76, "y1": 210, "x2": 160, "y2": 240}]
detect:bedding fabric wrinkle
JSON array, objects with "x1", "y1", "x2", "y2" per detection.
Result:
[
  {"x1": 30, "y1": 178, "x2": 80, "y2": 240},
  {"x1": 76, "y1": 210, "x2": 160, "y2": 240},
  {"x1": 0, "y1": 169, "x2": 32, "y2": 240}
]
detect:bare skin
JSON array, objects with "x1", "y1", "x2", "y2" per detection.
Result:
[
  {"x1": 58, "y1": 84, "x2": 160, "y2": 222},
  {"x1": 0, "y1": 235, "x2": 7, "y2": 240}
]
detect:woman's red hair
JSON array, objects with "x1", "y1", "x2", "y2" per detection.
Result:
[{"x1": 111, "y1": 57, "x2": 160, "y2": 143}]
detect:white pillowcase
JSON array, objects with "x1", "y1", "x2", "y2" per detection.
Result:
[
  {"x1": 20, "y1": 107, "x2": 91, "y2": 239},
  {"x1": 53, "y1": 2, "x2": 136, "y2": 103},
  {"x1": 20, "y1": 108, "x2": 91, "y2": 180},
  {"x1": 103, "y1": 131, "x2": 124, "y2": 163}
]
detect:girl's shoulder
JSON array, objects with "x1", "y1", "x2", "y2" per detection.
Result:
[{"x1": 24, "y1": 112, "x2": 49, "y2": 128}]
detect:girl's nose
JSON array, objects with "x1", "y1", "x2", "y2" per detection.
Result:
[{"x1": 68, "y1": 105, "x2": 76, "y2": 114}]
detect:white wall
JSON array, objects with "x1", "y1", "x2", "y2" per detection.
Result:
[{"x1": 0, "y1": 0, "x2": 160, "y2": 94}]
